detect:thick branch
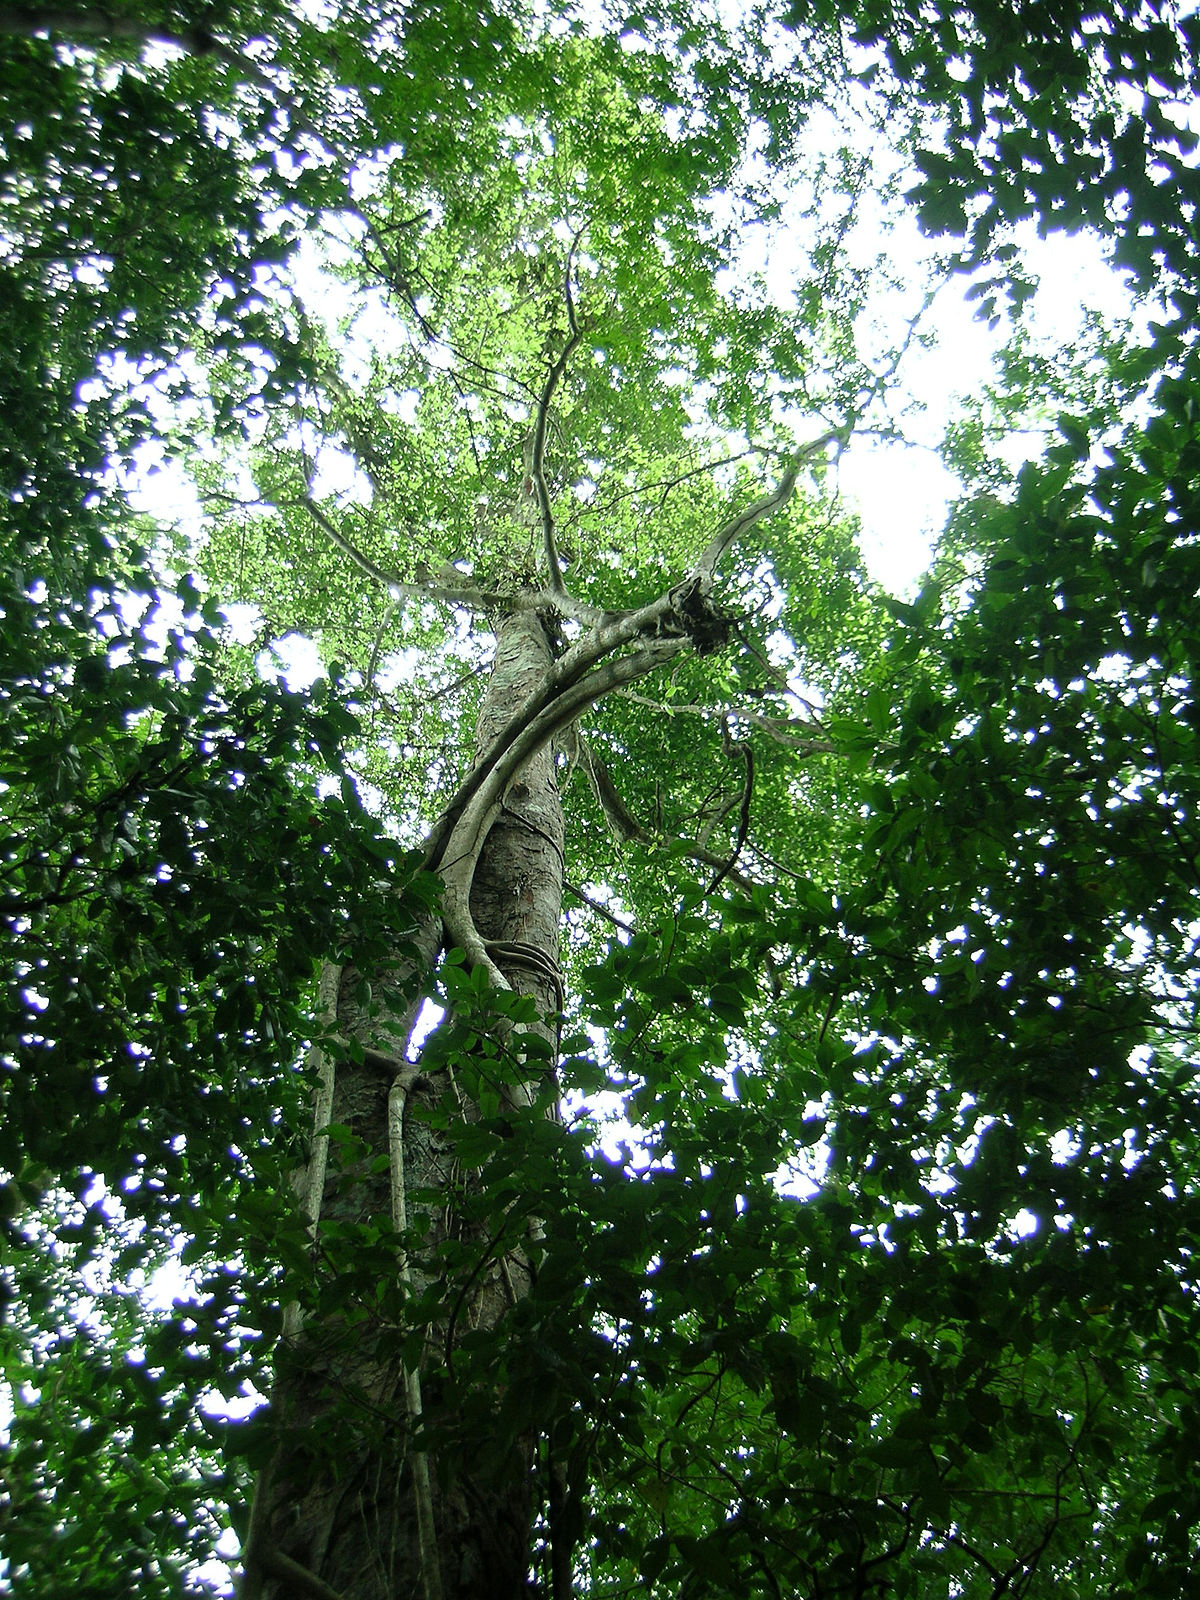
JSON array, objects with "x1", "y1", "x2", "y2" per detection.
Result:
[
  {"x1": 302, "y1": 497, "x2": 614, "y2": 625},
  {"x1": 437, "y1": 637, "x2": 688, "y2": 980},
  {"x1": 256, "y1": 1547, "x2": 349, "y2": 1600},
  {"x1": 423, "y1": 592, "x2": 682, "y2": 869},
  {"x1": 444, "y1": 636, "x2": 688, "y2": 863},
  {"x1": 579, "y1": 739, "x2": 647, "y2": 843}
]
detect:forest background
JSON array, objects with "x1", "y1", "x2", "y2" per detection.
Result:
[{"x1": 4, "y1": 1, "x2": 1200, "y2": 1597}]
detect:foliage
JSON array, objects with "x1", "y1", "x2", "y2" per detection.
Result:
[
  {"x1": 1, "y1": 20, "x2": 437, "y2": 1584},
  {"x1": 0, "y1": 503, "x2": 439, "y2": 1593},
  {"x1": 2, "y1": 0, "x2": 1200, "y2": 1596}
]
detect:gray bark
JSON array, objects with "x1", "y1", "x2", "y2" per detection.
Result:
[
  {"x1": 469, "y1": 608, "x2": 565, "y2": 1028},
  {"x1": 245, "y1": 602, "x2": 564, "y2": 1600}
]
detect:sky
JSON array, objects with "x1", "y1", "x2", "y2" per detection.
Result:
[{"x1": 839, "y1": 226, "x2": 1136, "y2": 592}]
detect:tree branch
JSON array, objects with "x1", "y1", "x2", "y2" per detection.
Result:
[
  {"x1": 615, "y1": 691, "x2": 837, "y2": 755},
  {"x1": 257, "y1": 1546, "x2": 352, "y2": 1600},
  {"x1": 732, "y1": 622, "x2": 828, "y2": 717},
  {"x1": 563, "y1": 880, "x2": 636, "y2": 934},
  {"x1": 436, "y1": 638, "x2": 689, "y2": 999},
  {"x1": 693, "y1": 426, "x2": 850, "y2": 582},
  {"x1": 570, "y1": 732, "x2": 762, "y2": 904},
  {"x1": 694, "y1": 717, "x2": 753, "y2": 902},
  {"x1": 527, "y1": 238, "x2": 584, "y2": 601},
  {"x1": 442, "y1": 635, "x2": 689, "y2": 862},
  {"x1": 563, "y1": 447, "x2": 770, "y2": 528},
  {"x1": 422, "y1": 416, "x2": 857, "y2": 955},
  {"x1": 301, "y1": 498, "x2": 498, "y2": 608},
  {"x1": 422, "y1": 591, "x2": 683, "y2": 868},
  {"x1": 578, "y1": 737, "x2": 648, "y2": 843}
]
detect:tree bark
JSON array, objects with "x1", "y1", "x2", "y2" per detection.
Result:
[
  {"x1": 469, "y1": 607, "x2": 566, "y2": 1029},
  {"x1": 245, "y1": 603, "x2": 564, "y2": 1600}
]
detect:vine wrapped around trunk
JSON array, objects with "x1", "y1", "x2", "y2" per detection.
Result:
[{"x1": 244, "y1": 605, "x2": 565, "y2": 1600}]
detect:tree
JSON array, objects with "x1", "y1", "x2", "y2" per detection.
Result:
[{"x1": 3, "y1": 2, "x2": 1200, "y2": 1597}]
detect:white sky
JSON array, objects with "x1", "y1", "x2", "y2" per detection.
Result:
[{"x1": 840, "y1": 226, "x2": 1136, "y2": 591}]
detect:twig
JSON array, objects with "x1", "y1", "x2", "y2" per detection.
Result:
[
  {"x1": 615, "y1": 690, "x2": 836, "y2": 754},
  {"x1": 563, "y1": 880, "x2": 635, "y2": 934},
  {"x1": 360, "y1": 217, "x2": 544, "y2": 417},
  {"x1": 562, "y1": 447, "x2": 770, "y2": 527},
  {"x1": 441, "y1": 1197, "x2": 538, "y2": 1378},
  {"x1": 744, "y1": 840, "x2": 815, "y2": 885},
  {"x1": 365, "y1": 600, "x2": 398, "y2": 693},
  {"x1": 424, "y1": 658, "x2": 495, "y2": 704},
  {"x1": 301, "y1": 497, "x2": 404, "y2": 587},
  {"x1": 731, "y1": 622, "x2": 826, "y2": 717}
]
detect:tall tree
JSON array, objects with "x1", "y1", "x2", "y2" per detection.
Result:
[{"x1": 3, "y1": 3, "x2": 1200, "y2": 1598}]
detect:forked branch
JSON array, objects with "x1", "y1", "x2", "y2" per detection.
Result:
[{"x1": 423, "y1": 409, "x2": 860, "y2": 1000}]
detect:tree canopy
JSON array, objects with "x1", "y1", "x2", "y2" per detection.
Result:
[{"x1": 3, "y1": 1, "x2": 1200, "y2": 1596}]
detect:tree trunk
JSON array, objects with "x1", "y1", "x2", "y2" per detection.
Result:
[{"x1": 244, "y1": 603, "x2": 564, "y2": 1600}]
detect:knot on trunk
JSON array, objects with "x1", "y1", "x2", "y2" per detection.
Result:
[{"x1": 666, "y1": 577, "x2": 734, "y2": 655}]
